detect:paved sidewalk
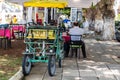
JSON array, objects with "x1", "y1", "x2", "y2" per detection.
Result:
[{"x1": 23, "y1": 39, "x2": 120, "y2": 80}]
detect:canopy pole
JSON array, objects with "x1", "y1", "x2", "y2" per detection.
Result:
[
  {"x1": 35, "y1": 7, "x2": 38, "y2": 23},
  {"x1": 51, "y1": 8, "x2": 53, "y2": 20},
  {"x1": 27, "y1": 7, "x2": 33, "y2": 22},
  {"x1": 54, "y1": 8, "x2": 56, "y2": 20},
  {"x1": 44, "y1": 8, "x2": 48, "y2": 26}
]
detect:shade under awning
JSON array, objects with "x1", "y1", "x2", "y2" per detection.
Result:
[{"x1": 24, "y1": 0, "x2": 68, "y2": 8}]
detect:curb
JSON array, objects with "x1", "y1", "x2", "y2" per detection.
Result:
[{"x1": 9, "y1": 68, "x2": 24, "y2": 80}]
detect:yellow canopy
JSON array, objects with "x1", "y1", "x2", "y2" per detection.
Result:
[{"x1": 24, "y1": 0, "x2": 68, "y2": 8}]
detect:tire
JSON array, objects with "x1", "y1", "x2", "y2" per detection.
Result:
[
  {"x1": 48, "y1": 55, "x2": 56, "y2": 76},
  {"x1": 115, "y1": 31, "x2": 120, "y2": 42},
  {"x1": 58, "y1": 58, "x2": 62, "y2": 68},
  {"x1": 61, "y1": 50, "x2": 65, "y2": 59},
  {"x1": 22, "y1": 55, "x2": 32, "y2": 76}
]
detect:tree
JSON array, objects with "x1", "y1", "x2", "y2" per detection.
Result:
[
  {"x1": 97, "y1": 0, "x2": 115, "y2": 40},
  {"x1": 85, "y1": 0, "x2": 115, "y2": 40},
  {"x1": 58, "y1": 8, "x2": 71, "y2": 17}
]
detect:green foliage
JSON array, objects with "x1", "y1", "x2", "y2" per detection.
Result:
[
  {"x1": 90, "y1": 2, "x2": 96, "y2": 9},
  {"x1": 115, "y1": 14, "x2": 120, "y2": 21},
  {"x1": 58, "y1": 8, "x2": 71, "y2": 17},
  {"x1": 96, "y1": 37, "x2": 101, "y2": 41},
  {"x1": 115, "y1": 21, "x2": 120, "y2": 26},
  {"x1": 82, "y1": 8, "x2": 87, "y2": 13},
  {"x1": 62, "y1": 22, "x2": 65, "y2": 27}
]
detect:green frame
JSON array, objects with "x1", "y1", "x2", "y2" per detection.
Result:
[{"x1": 23, "y1": 26, "x2": 63, "y2": 63}]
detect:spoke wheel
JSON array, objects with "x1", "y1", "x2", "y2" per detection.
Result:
[
  {"x1": 58, "y1": 58, "x2": 62, "y2": 68},
  {"x1": 48, "y1": 55, "x2": 56, "y2": 76},
  {"x1": 61, "y1": 50, "x2": 65, "y2": 59},
  {"x1": 22, "y1": 55, "x2": 32, "y2": 76}
]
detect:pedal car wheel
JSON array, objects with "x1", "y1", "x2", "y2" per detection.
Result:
[
  {"x1": 58, "y1": 58, "x2": 62, "y2": 68},
  {"x1": 48, "y1": 55, "x2": 56, "y2": 76},
  {"x1": 22, "y1": 54, "x2": 32, "y2": 76},
  {"x1": 61, "y1": 50, "x2": 65, "y2": 59}
]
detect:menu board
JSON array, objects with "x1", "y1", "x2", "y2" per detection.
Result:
[
  {"x1": 27, "y1": 29, "x2": 55, "y2": 39},
  {"x1": 70, "y1": 8, "x2": 77, "y2": 22}
]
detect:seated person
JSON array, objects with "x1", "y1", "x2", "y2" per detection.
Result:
[{"x1": 64, "y1": 22, "x2": 87, "y2": 58}]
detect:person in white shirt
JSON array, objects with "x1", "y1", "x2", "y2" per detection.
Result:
[
  {"x1": 82, "y1": 19, "x2": 89, "y2": 35},
  {"x1": 69, "y1": 22, "x2": 87, "y2": 58},
  {"x1": 69, "y1": 22, "x2": 84, "y2": 41}
]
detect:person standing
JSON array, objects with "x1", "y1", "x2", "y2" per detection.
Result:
[
  {"x1": 62, "y1": 31, "x2": 70, "y2": 57},
  {"x1": 12, "y1": 15, "x2": 18, "y2": 24},
  {"x1": 82, "y1": 18, "x2": 89, "y2": 34},
  {"x1": 63, "y1": 17, "x2": 71, "y2": 30}
]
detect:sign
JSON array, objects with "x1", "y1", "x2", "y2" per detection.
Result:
[
  {"x1": 27, "y1": 29, "x2": 55, "y2": 39},
  {"x1": 0, "y1": 1, "x2": 23, "y2": 24},
  {"x1": 70, "y1": 8, "x2": 77, "y2": 22}
]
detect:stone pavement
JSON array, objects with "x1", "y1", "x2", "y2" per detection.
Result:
[{"x1": 23, "y1": 39, "x2": 120, "y2": 80}]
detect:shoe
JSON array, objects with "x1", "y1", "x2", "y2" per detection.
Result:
[
  {"x1": 75, "y1": 55, "x2": 77, "y2": 58},
  {"x1": 65, "y1": 55, "x2": 68, "y2": 57},
  {"x1": 74, "y1": 53, "x2": 77, "y2": 58},
  {"x1": 118, "y1": 56, "x2": 120, "y2": 58},
  {"x1": 69, "y1": 54, "x2": 73, "y2": 58},
  {"x1": 83, "y1": 56, "x2": 87, "y2": 58}
]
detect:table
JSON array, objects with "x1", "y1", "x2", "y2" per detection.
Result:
[
  {"x1": 0, "y1": 28, "x2": 15, "y2": 49},
  {"x1": 0, "y1": 29, "x2": 15, "y2": 39},
  {"x1": 11, "y1": 25, "x2": 25, "y2": 39}
]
